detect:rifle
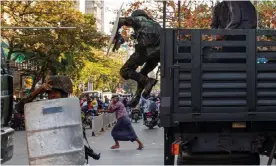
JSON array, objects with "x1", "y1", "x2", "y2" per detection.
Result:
[
  {"x1": 109, "y1": 21, "x2": 125, "y2": 52},
  {"x1": 112, "y1": 32, "x2": 125, "y2": 52},
  {"x1": 83, "y1": 126, "x2": 101, "y2": 164}
]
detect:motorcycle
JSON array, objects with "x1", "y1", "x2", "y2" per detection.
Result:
[
  {"x1": 143, "y1": 98, "x2": 160, "y2": 129},
  {"x1": 126, "y1": 105, "x2": 132, "y2": 118},
  {"x1": 131, "y1": 108, "x2": 141, "y2": 123},
  {"x1": 103, "y1": 103, "x2": 109, "y2": 110}
]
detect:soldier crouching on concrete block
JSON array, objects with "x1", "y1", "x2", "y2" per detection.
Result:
[{"x1": 15, "y1": 75, "x2": 73, "y2": 113}]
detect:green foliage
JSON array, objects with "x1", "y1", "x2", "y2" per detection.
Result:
[
  {"x1": 73, "y1": 49, "x2": 123, "y2": 95},
  {"x1": 123, "y1": 80, "x2": 137, "y2": 94},
  {"x1": 1, "y1": 1, "x2": 118, "y2": 94}
]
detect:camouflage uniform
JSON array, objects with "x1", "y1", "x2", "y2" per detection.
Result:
[
  {"x1": 15, "y1": 75, "x2": 73, "y2": 113},
  {"x1": 118, "y1": 10, "x2": 161, "y2": 106}
]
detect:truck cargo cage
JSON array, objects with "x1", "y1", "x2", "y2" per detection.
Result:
[{"x1": 160, "y1": 1, "x2": 276, "y2": 127}]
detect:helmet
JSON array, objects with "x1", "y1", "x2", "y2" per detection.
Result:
[
  {"x1": 131, "y1": 10, "x2": 149, "y2": 18},
  {"x1": 47, "y1": 75, "x2": 73, "y2": 95}
]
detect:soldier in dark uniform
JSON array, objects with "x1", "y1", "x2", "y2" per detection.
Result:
[
  {"x1": 224, "y1": 1, "x2": 257, "y2": 52},
  {"x1": 117, "y1": 10, "x2": 161, "y2": 107},
  {"x1": 225, "y1": 1, "x2": 257, "y2": 29},
  {"x1": 204, "y1": 1, "x2": 229, "y2": 63},
  {"x1": 211, "y1": 1, "x2": 229, "y2": 30},
  {"x1": 211, "y1": 1, "x2": 257, "y2": 30},
  {"x1": 210, "y1": 1, "x2": 257, "y2": 56},
  {"x1": 15, "y1": 75, "x2": 73, "y2": 113}
]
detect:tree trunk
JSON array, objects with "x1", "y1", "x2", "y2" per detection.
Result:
[
  {"x1": 6, "y1": 49, "x2": 13, "y2": 71},
  {"x1": 30, "y1": 64, "x2": 47, "y2": 92},
  {"x1": 30, "y1": 75, "x2": 39, "y2": 92},
  {"x1": 93, "y1": 74, "x2": 103, "y2": 90},
  {"x1": 6, "y1": 39, "x2": 14, "y2": 71},
  {"x1": 109, "y1": 82, "x2": 120, "y2": 93}
]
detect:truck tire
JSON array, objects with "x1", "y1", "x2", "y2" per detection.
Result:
[{"x1": 177, "y1": 153, "x2": 260, "y2": 165}]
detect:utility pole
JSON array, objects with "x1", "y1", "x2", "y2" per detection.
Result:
[{"x1": 253, "y1": 1, "x2": 259, "y2": 29}]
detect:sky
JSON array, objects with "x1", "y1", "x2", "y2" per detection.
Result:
[
  {"x1": 104, "y1": 0, "x2": 131, "y2": 34},
  {"x1": 77, "y1": 0, "x2": 130, "y2": 34}
]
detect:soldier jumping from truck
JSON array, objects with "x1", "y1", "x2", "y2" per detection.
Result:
[{"x1": 114, "y1": 10, "x2": 161, "y2": 107}]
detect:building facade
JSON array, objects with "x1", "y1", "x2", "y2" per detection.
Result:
[{"x1": 74, "y1": 0, "x2": 104, "y2": 32}]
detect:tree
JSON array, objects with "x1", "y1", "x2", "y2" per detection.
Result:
[
  {"x1": 72, "y1": 48, "x2": 124, "y2": 95},
  {"x1": 121, "y1": 0, "x2": 275, "y2": 34},
  {"x1": 1, "y1": 1, "x2": 108, "y2": 92},
  {"x1": 256, "y1": 1, "x2": 276, "y2": 29},
  {"x1": 121, "y1": 0, "x2": 276, "y2": 51},
  {"x1": 123, "y1": 80, "x2": 137, "y2": 94}
]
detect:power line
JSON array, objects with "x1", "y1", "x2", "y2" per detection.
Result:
[{"x1": 1, "y1": 27, "x2": 76, "y2": 29}]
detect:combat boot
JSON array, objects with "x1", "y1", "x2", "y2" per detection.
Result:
[
  {"x1": 142, "y1": 78, "x2": 158, "y2": 98},
  {"x1": 127, "y1": 72, "x2": 149, "y2": 106}
]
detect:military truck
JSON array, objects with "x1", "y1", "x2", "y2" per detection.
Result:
[
  {"x1": 160, "y1": 2, "x2": 276, "y2": 165},
  {"x1": 1, "y1": 46, "x2": 15, "y2": 163}
]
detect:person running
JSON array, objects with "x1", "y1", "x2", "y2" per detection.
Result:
[{"x1": 105, "y1": 95, "x2": 144, "y2": 150}]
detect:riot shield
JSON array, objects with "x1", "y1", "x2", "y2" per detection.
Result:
[
  {"x1": 24, "y1": 97, "x2": 85, "y2": 165},
  {"x1": 106, "y1": 2, "x2": 124, "y2": 56}
]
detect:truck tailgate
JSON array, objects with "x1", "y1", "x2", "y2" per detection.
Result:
[{"x1": 160, "y1": 29, "x2": 276, "y2": 126}]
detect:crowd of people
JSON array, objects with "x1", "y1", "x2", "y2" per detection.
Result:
[
  {"x1": 79, "y1": 96, "x2": 107, "y2": 116},
  {"x1": 79, "y1": 95, "x2": 138, "y2": 117}
]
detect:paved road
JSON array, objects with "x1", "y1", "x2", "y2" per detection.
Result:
[
  {"x1": 4, "y1": 121, "x2": 164, "y2": 165},
  {"x1": 3, "y1": 121, "x2": 273, "y2": 165}
]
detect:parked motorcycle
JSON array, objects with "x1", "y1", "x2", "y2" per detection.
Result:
[
  {"x1": 131, "y1": 108, "x2": 141, "y2": 123},
  {"x1": 143, "y1": 97, "x2": 160, "y2": 129},
  {"x1": 103, "y1": 103, "x2": 109, "y2": 110},
  {"x1": 126, "y1": 106, "x2": 132, "y2": 118}
]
